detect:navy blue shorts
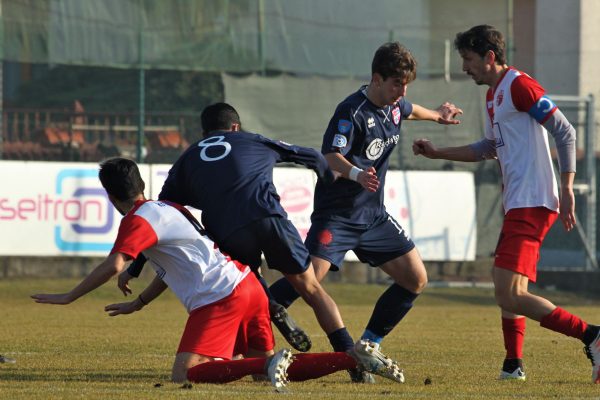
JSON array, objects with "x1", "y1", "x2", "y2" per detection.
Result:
[
  {"x1": 218, "y1": 216, "x2": 310, "y2": 275},
  {"x1": 305, "y1": 213, "x2": 415, "y2": 271}
]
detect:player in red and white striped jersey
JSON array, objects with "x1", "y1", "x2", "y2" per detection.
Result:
[{"x1": 413, "y1": 24, "x2": 600, "y2": 383}]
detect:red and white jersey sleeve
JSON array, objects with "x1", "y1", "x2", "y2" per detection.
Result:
[
  {"x1": 112, "y1": 200, "x2": 250, "y2": 313},
  {"x1": 484, "y1": 67, "x2": 559, "y2": 213}
]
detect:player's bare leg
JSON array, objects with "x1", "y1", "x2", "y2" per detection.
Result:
[
  {"x1": 172, "y1": 352, "x2": 213, "y2": 383},
  {"x1": 283, "y1": 265, "x2": 343, "y2": 334},
  {"x1": 493, "y1": 267, "x2": 600, "y2": 383}
]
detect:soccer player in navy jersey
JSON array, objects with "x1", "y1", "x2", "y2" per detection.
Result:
[
  {"x1": 118, "y1": 103, "x2": 387, "y2": 381},
  {"x1": 268, "y1": 42, "x2": 462, "y2": 381},
  {"x1": 413, "y1": 25, "x2": 600, "y2": 383}
]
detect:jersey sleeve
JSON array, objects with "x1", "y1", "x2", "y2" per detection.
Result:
[
  {"x1": 260, "y1": 135, "x2": 334, "y2": 184},
  {"x1": 511, "y1": 74, "x2": 557, "y2": 124},
  {"x1": 399, "y1": 98, "x2": 413, "y2": 120},
  {"x1": 110, "y1": 213, "x2": 158, "y2": 259},
  {"x1": 322, "y1": 103, "x2": 356, "y2": 156}
]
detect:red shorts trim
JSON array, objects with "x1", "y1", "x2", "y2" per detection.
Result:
[
  {"x1": 494, "y1": 207, "x2": 558, "y2": 282},
  {"x1": 176, "y1": 273, "x2": 274, "y2": 359}
]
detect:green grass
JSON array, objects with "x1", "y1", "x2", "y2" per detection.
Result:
[{"x1": 1, "y1": 278, "x2": 600, "y2": 399}]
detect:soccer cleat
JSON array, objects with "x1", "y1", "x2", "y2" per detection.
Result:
[
  {"x1": 0, "y1": 355, "x2": 16, "y2": 364},
  {"x1": 347, "y1": 365, "x2": 376, "y2": 384},
  {"x1": 499, "y1": 367, "x2": 526, "y2": 381},
  {"x1": 350, "y1": 340, "x2": 405, "y2": 383},
  {"x1": 266, "y1": 348, "x2": 294, "y2": 392},
  {"x1": 270, "y1": 303, "x2": 312, "y2": 352},
  {"x1": 583, "y1": 327, "x2": 600, "y2": 384}
]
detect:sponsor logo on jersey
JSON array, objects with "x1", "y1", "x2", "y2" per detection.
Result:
[
  {"x1": 487, "y1": 101, "x2": 493, "y2": 109},
  {"x1": 338, "y1": 119, "x2": 352, "y2": 133},
  {"x1": 496, "y1": 90, "x2": 504, "y2": 106},
  {"x1": 365, "y1": 134, "x2": 399, "y2": 160},
  {"x1": 333, "y1": 134, "x2": 347, "y2": 148},
  {"x1": 367, "y1": 117, "x2": 375, "y2": 129},
  {"x1": 392, "y1": 107, "x2": 401, "y2": 124}
]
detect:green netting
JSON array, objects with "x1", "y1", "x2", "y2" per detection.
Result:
[{"x1": 2, "y1": 0, "x2": 510, "y2": 76}]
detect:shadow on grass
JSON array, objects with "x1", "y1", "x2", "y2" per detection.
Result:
[{"x1": 0, "y1": 368, "x2": 163, "y2": 382}]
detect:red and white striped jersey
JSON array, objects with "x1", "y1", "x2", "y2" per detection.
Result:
[
  {"x1": 111, "y1": 200, "x2": 250, "y2": 313},
  {"x1": 484, "y1": 67, "x2": 559, "y2": 213}
]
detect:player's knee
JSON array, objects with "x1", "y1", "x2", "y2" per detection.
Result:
[
  {"x1": 494, "y1": 289, "x2": 519, "y2": 313},
  {"x1": 414, "y1": 274, "x2": 428, "y2": 293}
]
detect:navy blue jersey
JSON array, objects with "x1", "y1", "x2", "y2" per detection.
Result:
[
  {"x1": 159, "y1": 131, "x2": 333, "y2": 243},
  {"x1": 312, "y1": 86, "x2": 413, "y2": 224}
]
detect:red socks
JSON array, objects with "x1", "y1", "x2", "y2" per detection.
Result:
[
  {"x1": 287, "y1": 352, "x2": 356, "y2": 381},
  {"x1": 540, "y1": 306, "x2": 588, "y2": 340},
  {"x1": 186, "y1": 352, "x2": 357, "y2": 384},
  {"x1": 502, "y1": 317, "x2": 526, "y2": 359},
  {"x1": 187, "y1": 357, "x2": 265, "y2": 383}
]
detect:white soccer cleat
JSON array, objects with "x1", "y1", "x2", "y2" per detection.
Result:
[
  {"x1": 498, "y1": 367, "x2": 526, "y2": 381},
  {"x1": 350, "y1": 340, "x2": 405, "y2": 383},
  {"x1": 266, "y1": 348, "x2": 294, "y2": 392},
  {"x1": 584, "y1": 329, "x2": 600, "y2": 384}
]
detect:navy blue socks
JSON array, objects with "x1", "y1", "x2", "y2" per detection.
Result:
[{"x1": 362, "y1": 283, "x2": 418, "y2": 343}]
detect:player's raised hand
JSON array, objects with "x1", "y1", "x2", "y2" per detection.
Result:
[
  {"x1": 31, "y1": 292, "x2": 73, "y2": 305},
  {"x1": 117, "y1": 270, "x2": 134, "y2": 296},
  {"x1": 358, "y1": 166, "x2": 380, "y2": 192},
  {"x1": 412, "y1": 139, "x2": 439, "y2": 158},
  {"x1": 435, "y1": 102, "x2": 463, "y2": 125}
]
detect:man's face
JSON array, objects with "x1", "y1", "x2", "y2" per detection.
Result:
[
  {"x1": 460, "y1": 49, "x2": 491, "y2": 86},
  {"x1": 374, "y1": 74, "x2": 408, "y2": 106}
]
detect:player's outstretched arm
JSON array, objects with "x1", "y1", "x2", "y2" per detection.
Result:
[
  {"x1": 32, "y1": 253, "x2": 129, "y2": 305},
  {"x1": 105, "y1": 276, "x2": 168, "y2": 316},
  {"x1": 412, "y1": 138, "x2": 488, "y2": 162},
  {"x1": 408, "y1": 103, "x2": 463, "y2": 124}
]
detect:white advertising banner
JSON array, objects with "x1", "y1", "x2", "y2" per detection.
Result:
[
  {"x1": 0, "y1": 161, "x2": 476, "y2": 261},
  {"x1": 0, "y1": 161, "x2": 149, "y2": 256}
]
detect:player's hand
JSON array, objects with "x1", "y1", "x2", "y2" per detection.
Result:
[
  {"x1": 104, "y1": 300, "x2": 142, "y2": 316},
  {"x1": 117, "y1": 270, "x2": 134, "y2": 296},
  {"x1": 412, "y1": 139, "x2": 438, "y2": 158},
  {"x1": 435, "y1": 102, "x2": 462, "y2": 125},
  {"x1": 31, "y1": 292, "x2": 73, "y2": 305},
  {"x1": 559, "y1": 187, "x2": 576, "y2": 231},
  {"x1": 358, "y1": 167, "x2": 379, "y2": 192}
]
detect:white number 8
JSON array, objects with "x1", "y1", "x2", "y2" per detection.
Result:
[{"x1": 198, "y1": 136, "x2": 232, "y2": 161}]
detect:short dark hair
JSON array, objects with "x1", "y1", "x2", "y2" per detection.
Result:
[
  {"x1": 98, "y1": 157, "x2": 145, "y2": 202},
  {"x1": 371, "y1": 42, "x2": 417, "y2": 82},
  {"x1": 200, "y1": 102, "x2": 241, "y2": 136},
  {"x1": 454, "y1": 25, "x2": 506, "y2": 65}
]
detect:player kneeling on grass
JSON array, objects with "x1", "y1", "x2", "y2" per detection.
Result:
[{"x1": 31, "y1": 157, "x2": 404, "y2": 391}]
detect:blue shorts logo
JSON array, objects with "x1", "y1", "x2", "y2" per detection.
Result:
[
  {"x1": 54, "y1": 169, "x2": 115, "y2": 252},
  {"x1": 337, "y1": 119, "x2": 352, "y2": 134}
]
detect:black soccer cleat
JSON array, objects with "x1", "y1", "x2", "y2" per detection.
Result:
[{"x1": 269, "y1": 303, "x2": 312, "y2": 352}]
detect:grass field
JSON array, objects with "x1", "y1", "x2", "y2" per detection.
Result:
[{"x1": 1, "y1": 278, "x2": 600, "y2": 399}]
